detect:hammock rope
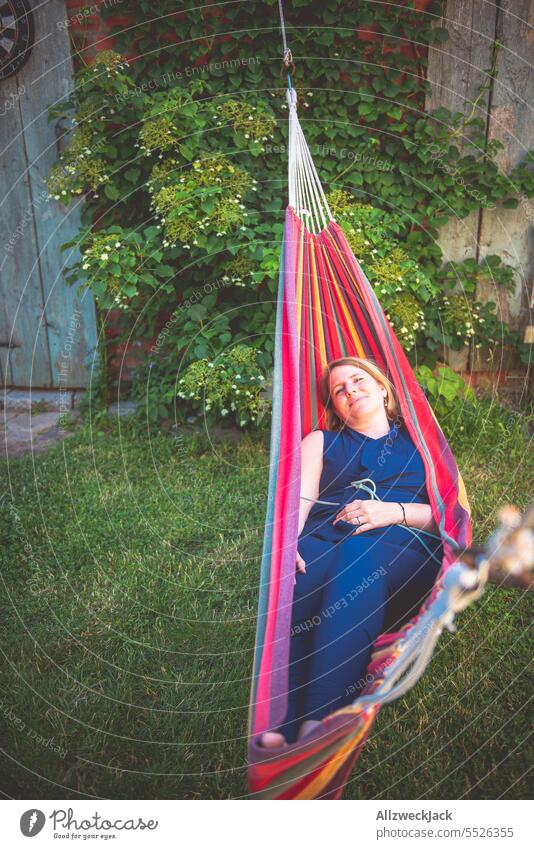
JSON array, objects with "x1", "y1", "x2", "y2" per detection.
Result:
[
  {"x1": 287, "y1": 88, "x2": 333, "y2": 233},
  {"x1": 247, "y1": 2, "x2": 481, "y2": 800}
]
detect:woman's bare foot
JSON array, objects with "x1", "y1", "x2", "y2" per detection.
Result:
[
  {"x1": 260, "y1": 731, "x2": 287, "y2": 748},
  {"x1": 297, "y1": 720, "x2": 322, "y2": 741}
]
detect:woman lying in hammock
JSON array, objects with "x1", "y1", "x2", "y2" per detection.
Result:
[{"x1": 261, "y1": 356, "x2": 444, "y2": 748}]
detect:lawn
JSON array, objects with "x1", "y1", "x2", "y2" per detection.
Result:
[{"x1": 1, "y1": 403, "x2": 532, "y2": 800}]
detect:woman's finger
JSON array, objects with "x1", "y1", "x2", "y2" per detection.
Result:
[
  {"x1": 296, "y1": 552, "x2": 306, "y2": 573},
  {"x1": 352, "y1": 522, "x2": 373, "y2": 535},
  {"x1": 334, "y1": 507, "x2": 355, "y2": 524}
]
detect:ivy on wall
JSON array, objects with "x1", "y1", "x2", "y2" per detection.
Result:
[{"x1": 50, "y1": 0, "x2": 534, "y2": 426}]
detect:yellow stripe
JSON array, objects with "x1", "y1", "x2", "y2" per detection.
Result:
[
  {"x1": 295, "y1": 223, "x2": 305, "y2": 344},
  {"x1": 319, "y1": 241, "x2": 365, "y2": 357},
  {"x1": 457, "y1": 470, "x2": 471, "y2": 515},
  {"x1": 309, "y1": 236, "x2": 328, "y2": 368},
  {"x1": 294, "y1": 709, "x2": 375, "y2": 800}
]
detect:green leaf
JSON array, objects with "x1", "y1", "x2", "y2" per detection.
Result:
[
  {"x1": 104, "y1": 184, "x2": 120, "y2": 201},
  {"x1": 188, "y1": 304, "x2": 207, "y2": 320},
  {"x1": 157, "y1": 265, "x2": 175, "y2": 278},
  {"x1": 125, "y1": 168, "x2": 141, "y2": 182},
  {"x1": 358, "y1": 102, "x2": 375, "y2": 117}
]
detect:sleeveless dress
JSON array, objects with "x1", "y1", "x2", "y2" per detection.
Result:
[{"x1": 279, "y1": 421, "x2": 443, "y2": 743}]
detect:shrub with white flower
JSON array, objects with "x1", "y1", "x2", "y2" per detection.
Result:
[
  {"x1": 176, "y1": 345, "x2": 268, "y2": 428},
  {"x1": 46, "y1": 50, "x2": 132, "y2": 204},
  {"x1": 214, "y1": 99, "x2": 277, "y2": 152},
  {"x1": 439, "y1": 293, "x2": 486, "y2": 350},
  {"x1": 63, "y1": 225, "x2": 176, "y2": 309},
  {"x1": 325, "y1": 190, "x2": 437, "y2": 352},
  {"x1": 46, "y1": 125, "x2": 110, "y2": 203},
  {"x1": 149, "y1": 152, "x2": 253, "y2": 248},
  {"x1": 384, "y1": 293, "x2": 426, "y2": 351}
]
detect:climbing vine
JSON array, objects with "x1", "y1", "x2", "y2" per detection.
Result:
[{"x1": 48, "y1": 0, "x2": 534, "y2": 427}]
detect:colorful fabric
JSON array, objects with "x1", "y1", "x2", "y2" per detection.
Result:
[{"x1": 247, "y1": 206, "x2": 472, "y2": 800}]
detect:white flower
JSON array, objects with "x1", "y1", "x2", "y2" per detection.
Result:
[
  {"x1": 100, "y1": 253, "x2": 109, "y2": 261},
  {"x1": 82, "y1": 262, "x2": 90, "y2": 270},
  {"x1": 221, "y1": 408, "x2": 228, "y2": 415},
  {"x1": 115, "y1": 241, "x2": 121, "y2": 247}
]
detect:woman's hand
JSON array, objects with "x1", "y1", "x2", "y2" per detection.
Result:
[
  {"x1": 296, "y1": 550, "x2": 306, "y2": 574},
  {"x1": 332, "y1": 499, "x2": 403, "y2": 535}
]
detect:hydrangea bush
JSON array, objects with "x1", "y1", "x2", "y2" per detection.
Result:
[{"x1": 47, "y1": 0, "x2": 534, "y2": 429}]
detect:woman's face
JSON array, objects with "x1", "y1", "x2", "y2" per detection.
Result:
[{"x1": 328, "y1": 365, "x2": 387, "y2": 426}]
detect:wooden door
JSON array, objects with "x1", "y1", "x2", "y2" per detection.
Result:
[{"x1": 0, "y1": 0, "x2": 97, "y2": 389}]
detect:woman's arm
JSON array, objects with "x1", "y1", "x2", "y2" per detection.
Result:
[
  {"x1": 298, "y1": 430, "x2": 324, "y2": 536},
  {"x1": 333, "y1": 499, "x2": 440, "y2": 536},
  {"x1": 399, "y1": 502, "x2": 440, "y2": 535}
]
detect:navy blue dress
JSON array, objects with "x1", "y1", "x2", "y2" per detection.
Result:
[{"x1": 280, "y1": 421, "x2": 443, "y2": 742}]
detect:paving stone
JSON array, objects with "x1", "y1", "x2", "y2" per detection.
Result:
[
  {"x1": 1, "y1": 411, "x2": 81, "y2": 460},
  {"x1": 107, "y1": 401, "x2": 139, "y2": 417},
  {"x1": 1, "y1": 389, "x2": 74, "y2": 412}
]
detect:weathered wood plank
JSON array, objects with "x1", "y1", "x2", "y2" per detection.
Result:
[
  {"x1": 425, "y1": 0, "x2": 498, "y2": 262},
  {"x1": 0, "y1": 72, "x2": 52, "y2": 387},
  {"x1": 476, "y1": 0, "x2": 534, "y2": 331},
  {"x1": 16, "y1": 0, "x2": 98, "y2": 387},
  {"x1": 425, "y1": 0, "x2": 499, "y2": 369}
]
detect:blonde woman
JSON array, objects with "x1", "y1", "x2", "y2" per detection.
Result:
[{"x1": 262, "y1": 357, "x2": 443, "y2": 748}]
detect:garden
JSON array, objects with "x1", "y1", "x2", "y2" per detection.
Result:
[{"x1": 1, "y1": 0, "x2": 532, "y2": 801}]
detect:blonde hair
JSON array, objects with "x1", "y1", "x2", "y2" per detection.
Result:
[{"x1": 318, "y1": 356, "x2": 400, "y2": 432}]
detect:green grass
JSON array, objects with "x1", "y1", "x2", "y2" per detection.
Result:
[{"x1": 0, "y1": 407, "x2": 532, "y2": 800}]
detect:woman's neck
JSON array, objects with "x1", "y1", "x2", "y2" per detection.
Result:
[{"x1": 345, "y1": 413, "x2": 391, "y2": 439}]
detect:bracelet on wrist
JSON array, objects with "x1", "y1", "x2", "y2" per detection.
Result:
[{"x1": 397, "y1": 502, "x2": 407, "y2": 526}]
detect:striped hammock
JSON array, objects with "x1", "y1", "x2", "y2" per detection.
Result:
[{"x1": 247, "y1": 87, "x2": 473, "y2": 800}]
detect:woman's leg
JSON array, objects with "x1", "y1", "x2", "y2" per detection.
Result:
[
  {"x1": 299, "y1": 532, "x2": 442, "y2": 724},
  {"x1": 277, "y1": 534, "x2": 338, "y2": 744},
  {"x1": 383, "y1": 535, "x2": 443, "y2": 633},
  {"x1": 299, "y1": 534, "x2": 389, "y2": 722}
]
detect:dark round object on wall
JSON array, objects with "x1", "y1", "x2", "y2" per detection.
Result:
[{"x1": 0, "y1": 0, "x2": 35, "y2": 80}]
